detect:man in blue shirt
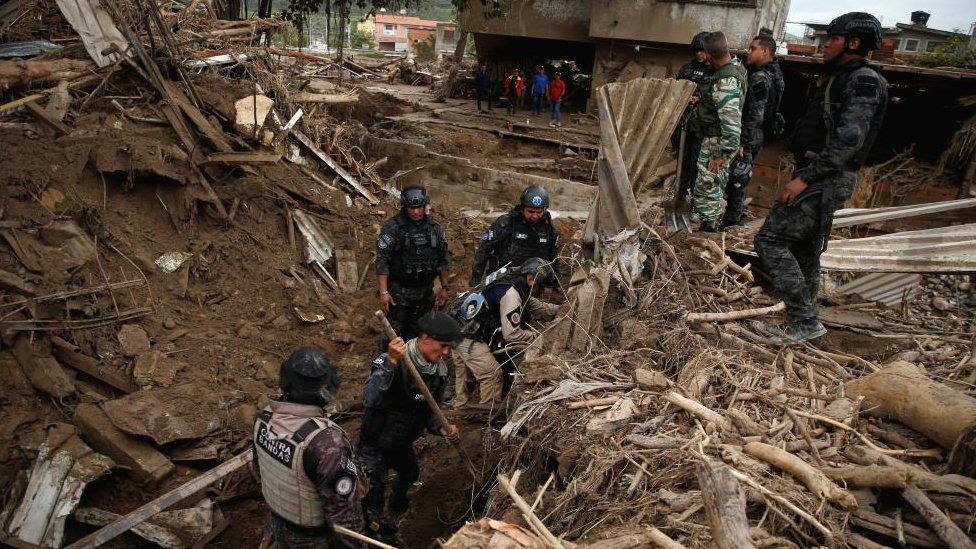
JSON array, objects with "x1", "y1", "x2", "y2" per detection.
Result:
[{"x1": 531, "y1": 66, "x2": 549, "y2": 116}]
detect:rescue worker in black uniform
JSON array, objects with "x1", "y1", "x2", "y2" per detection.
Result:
[
  {"x1": 754, "y1": 12, "x2": 888, "y2": 344},
  {"x1": 454, "y1": 257, "x2": 559, "y2": 410},
  {"x1": 470, "y1": 185, "x2": 559, "y2": 287},
  {"x1": 673, "y1": 31, "x2": 714, "y2": 202},
  {"x1": 376, "y1": 185, "x2": 451, "y2": 344},
  {"x1": 723, "y1": 34, "x2": 785, "y2": 228},
  {"x1": 357, "y1": 311, "x2": 461, "y2": 543},
  {"x1": 252, "y1": 347, "x2": 365, "y2": 548}
]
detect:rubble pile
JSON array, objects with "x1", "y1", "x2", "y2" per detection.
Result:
[{"x1": 455, "y1": 228, "x2": 976, "y2": 548}]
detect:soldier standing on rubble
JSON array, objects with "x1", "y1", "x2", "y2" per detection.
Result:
[
  {"x1": 673, "y1": 31, "x2": 714, "y2": 203},
  {"x1": 689, "y1": 31, "x2": 746, "y2": 232},
  {"x1": 723, "y1": 34, "x2": 785, "y2": 228},
  {"x1": 253, "y1": 347, "x2": 365, "y2": 549},
  {"x1": 376, "y1": 185, "x2": 451, "y2": 345},
  {"x1": 754, "y1": 12, "x2": 888, "y2": 344},
  {"x1": 469, "y1": 185, "x2": 559, "y2": 287},
  {"x1": 454, "y1": 258, "x2": 560, "y2": 411},
  {"x1": 357, "y1": 312, "x2": 461, "y2": 543}
]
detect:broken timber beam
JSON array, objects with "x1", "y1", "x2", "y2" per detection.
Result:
[
  {"x1": 24, "y1": 100, "x2": 70, "y2": 135},
  {"x1": 64, "y1": 451, "x2": 251, "y2": 549},
  {"x1": 72, "y1": 403, "x2": 174, "y2": 486},
  {"x1": 50, "y1": 335, "x2": 139, "y2": 394},
  {"x1": 292, "y1": 130, "x2": 378, "y2": 204},
  {"x1": 202, "y1": 152, "x2": 281, "y2": 165},
  {"x1": 290, "y1": 92, "x2": 358, "y2": 104}
]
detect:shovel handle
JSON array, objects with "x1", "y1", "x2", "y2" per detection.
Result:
[{"x1": 374, "y1": 310, "x2": 452, "y2": 430}]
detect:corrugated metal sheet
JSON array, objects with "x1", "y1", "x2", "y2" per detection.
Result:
[
  {"x1": 604, "y1": 77, "x2": 696, "y2": 190},
  {"x1": 821, "y1": 223, "x2": 976, "y2": 273},
  {"x1": 836, "y1": 272, "x2": 922, "y2": 306},
  {"x1": 833, "y1": 197, "x2": 976, "y2": 229}
]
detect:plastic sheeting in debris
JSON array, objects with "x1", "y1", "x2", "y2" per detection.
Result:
[
  {"x1": 156, "y1": 252, "x2": 193, "y2": 273},
  {"x1": 0, "y1": 40, "x2": 62, "y2": 58}
]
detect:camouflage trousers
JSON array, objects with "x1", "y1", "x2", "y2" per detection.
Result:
[{"x1": 692, "y1": 136, "x2": 732, "y2": 223}]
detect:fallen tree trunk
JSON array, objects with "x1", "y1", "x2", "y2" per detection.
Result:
[
  {"x1": 743, "y1": 442, "x2": 857, "y2": 510},
  {"x1": 697, "y1": 459, "x2": 756, "y2": 549},
  {"x1": 847, "y1": 360, "x2": 976, "y2": 449}
]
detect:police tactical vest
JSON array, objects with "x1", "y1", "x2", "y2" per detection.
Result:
[
  {"x1": 790, "y1": 58, "x2": 887, "y2": 171},
  {"x1": 693, "y1": 59, "x2": 747, "y2": 138},
  {"x1": 360, "y1": 359, "x2": 446, "y2": 449},
  {"x1": 500, "y1": 211, "x2": 553, "y2": 271},
  {"x1": 390, "y1": 215, "x2": 441, "y2": 287},
  {"x1": 253, "y1": 402, "x2": 353, "y2": 528}
]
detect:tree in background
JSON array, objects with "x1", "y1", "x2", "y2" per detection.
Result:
[
  {"x1": 914, "y1": 34, "x2": 976, "y2": 69},
  {"x1": 351, "y1": 26, "x2": 376, "y2": 49}
]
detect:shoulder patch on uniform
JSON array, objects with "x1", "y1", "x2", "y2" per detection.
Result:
[
  {"x1": 750, "y1": 80, "x2": 768, "y2": 100},
  {"x1": 373, "y1": 356, "x2": 386, "y2": 367},
  {"x1": 333, "y1": 474, "x2": 356, "y2": 498},
  {"x1": 256, "y1": 423, "x2": 296, "y2": 467},
  {"x1": 377, "y1": 233, "x2": 394, "y2": 250},
  {"x1": 506, "y1": 309, "x2": 521, "y2": 326},
  {"x1": 481, "y1": 230, "x2": 494, "y2": 241},
  {"x1": 853, "y1": 75, "x2": 880, "y2": 98}
]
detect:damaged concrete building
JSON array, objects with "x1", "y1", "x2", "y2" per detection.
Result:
[{"x1": 462, "y1": 0, "x2": 790, "y2": 100}]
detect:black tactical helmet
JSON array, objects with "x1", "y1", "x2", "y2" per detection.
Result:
[
  {"x1": 691, "y1": 31, "x2": 710, "y2": 52},
  {"x1": 520, "y1": 185, "x2": 549, "y2": 209},
  {"x1": 518, "y1": 257, "x2": 555, "y2": 286},
  {"x1": 826, "y1": 12, "x2": 883, "y2": 52},
  {"x1": 401, "y1": 185, "x2": 429, "y2": 208},
  {"x1": 279, "y1": 346, "x2": 340, "y2": 407}
]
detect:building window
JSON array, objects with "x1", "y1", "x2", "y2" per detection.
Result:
[
  {"x1": 889, "y1": 38, "x2": 900, "y2": 50},
  {"x1": 925, "y1": 41, "x2": 944, "y2": 52},
  {"x1": 443, "y1": 29, "x2": 455, "y2": 40},
  {"x1": 384, "y1": 24, "x2": 396, "y2": 36},
  {"x1": 904, "y1": 39, "x2": 919, "y2": 52}
]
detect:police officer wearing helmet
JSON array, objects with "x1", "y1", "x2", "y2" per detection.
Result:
[
  {"x1": 673, "y1": 31, "x2": 715, "y2": 203},
  {"x1": 358, "y1": 311, "x2": 462, "y2": 542},
  {"x1": 754, "y1": 12, "x2": 888, "y2": 345},
  {"x1": 252, "y1": 347, "x2": 364, "y2": 548},
  {"x1": 376, "y1": 185, "x2": 451, "y2": 344},
  {"x1": 470, "y1": 185, "x2": 559, "y2": 287},
  {"x1": 454, "y1": 258, "x2": 559, "y2": 410}
]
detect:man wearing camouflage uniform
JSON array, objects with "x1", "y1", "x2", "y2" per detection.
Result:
[
  {"x1": 723, "y1": 34, "x2": 785, "y2": 228},
  {"x1": 689, "y1": 31, "x2": 746, "y2": 232},
  {"x1": 673, "y1": 31, "x2": 713, "y2": 202},
  {"x1": 754, "y1": 12, "x2": 888, "y2": 344},
  {"x1": 376, "y1": 185, "x2": 451, "y2": 345}
]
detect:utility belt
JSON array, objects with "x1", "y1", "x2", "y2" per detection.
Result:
[
  {"x1": 389, "y1": 282, "x2": 434, "y2": 302},
  {"x1": 271, "y1": 512, "x2": 332, "y2": 536}
]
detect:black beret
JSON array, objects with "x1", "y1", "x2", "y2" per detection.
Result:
[{"x1": 417, "y1": 311, "x2": 461, "y2": 343}]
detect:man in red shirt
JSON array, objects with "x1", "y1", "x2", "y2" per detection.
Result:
[
  {"x1": 547, "y1": 71, "x2": 566, "y2": 127},
  {"x1": 503, "y1": 69, "x2": 524, "y2": 114}
]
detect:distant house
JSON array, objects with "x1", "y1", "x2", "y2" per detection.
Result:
[
  {"x1": 365, "y1": 12, "x2": 439, "y2": 53},
  {"x1": 796, "y1": 11, "x2": 974, "y2": 58}
]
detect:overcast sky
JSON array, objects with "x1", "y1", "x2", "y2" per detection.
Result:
[{"x1": 786, "y1": 0, "x2": 976, "y2": 34}]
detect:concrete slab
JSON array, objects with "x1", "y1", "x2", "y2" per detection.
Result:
[{"x1": 73, "y1": 403, "x2": 174, "y2": 486}]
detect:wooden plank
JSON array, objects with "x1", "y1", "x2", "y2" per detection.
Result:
[
  {"x1": 24, "y1": 100, "x2": 70, "y2": 135},
  {"x1": 64, "y1": 451, "x2": 251, "y2": 549},
  {"x1": 162, "y1": 80, "x2": 233, "y2": 153},
  {"x1": 50, "y1": 335, "x2": 139, "y2": 394},
  {"x1": 292, "y1": 130, "x2": 379, "y2": 205},
  {"x1": 54, "y1": 0, "x2": 128, "y2": 67},
  {"x1": 203, "y1": 152, "x2": 281, "y2": 165},
  {"x1": 290, "y1": 92, "x2": 358, "y2": 104},
  {"x1": 0, "y1": 94, "x2": 44, "y2": 114}
]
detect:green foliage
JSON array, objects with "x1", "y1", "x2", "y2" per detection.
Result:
[
  {"x1": 415, "y1": 34, "x2": 437, "y2": 60},
  {"x1": 350, "y1": 26, "x2": 376, "y2": 48},
  {"x1": 913, "y1": 34, "x2": 976, "y2": 69}
]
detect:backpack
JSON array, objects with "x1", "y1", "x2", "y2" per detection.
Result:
[{"x1": 449, "y1": 265, "x2": 512, "y2": 340}]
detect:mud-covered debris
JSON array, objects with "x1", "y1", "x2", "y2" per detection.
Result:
[{"x1": 117, "y1": 324, "x2": 150, "y2": 357}]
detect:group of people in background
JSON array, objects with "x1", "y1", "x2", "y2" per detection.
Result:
[{"x1": 472, "y1": 63, "x2": 567, "y2": 126}]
